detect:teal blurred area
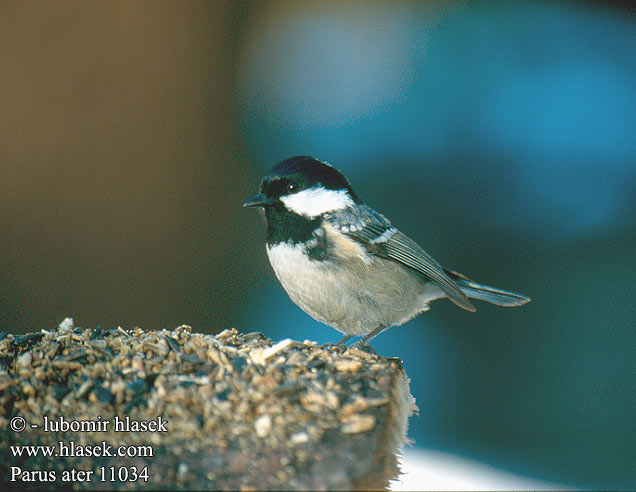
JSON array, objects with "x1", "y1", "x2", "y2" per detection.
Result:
[
  {"x1": 1, "y1": 1, "x2": 634, "y2": 490},
  {"x1": 236, "y1": 2, "x2": 636, "y2": 490}
]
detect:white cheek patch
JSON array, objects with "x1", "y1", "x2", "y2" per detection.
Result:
[{"x1": 280, "y1": 187, "x2": 354, "y2": 218}]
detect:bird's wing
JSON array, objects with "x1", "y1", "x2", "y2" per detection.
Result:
[{"x1": 324, "y1": 205, "x2": 476, "y2": 312}]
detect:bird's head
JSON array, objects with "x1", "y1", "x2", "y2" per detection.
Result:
[{"x1": 243, "y1": 156, "x2": 360, "y2": 219}]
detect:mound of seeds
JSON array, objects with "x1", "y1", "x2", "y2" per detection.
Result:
[{"x1": 0, "y1": 319, "x2": 416, "y2": 491}]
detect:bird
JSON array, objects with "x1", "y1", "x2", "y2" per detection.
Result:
[{"x1": 244, "y1": 156, "x2": 531, "y2": 347}]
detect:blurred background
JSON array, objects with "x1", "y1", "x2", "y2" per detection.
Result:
[{"x1": 1, "y1": 1, "x2": 634, "y2": 489}]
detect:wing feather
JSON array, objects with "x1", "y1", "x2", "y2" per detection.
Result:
[{"x1": 324, "y1": 206, "x2": 476, "y2": 311}]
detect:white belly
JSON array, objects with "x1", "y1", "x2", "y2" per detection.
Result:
[{"x1": 266, "y1": 242, "x2": 444, "y2": 336}]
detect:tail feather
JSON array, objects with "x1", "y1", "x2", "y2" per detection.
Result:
[{"x1": 445, "y1": 270, "x2": 531, "y2": 307}]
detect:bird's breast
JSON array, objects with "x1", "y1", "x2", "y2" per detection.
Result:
[
  {"x1": 265, "y1": 241, "x2": 336, "y2": 303},
  {"x1": 265, "y1": 237, "x2": 441, "y2": 335}
]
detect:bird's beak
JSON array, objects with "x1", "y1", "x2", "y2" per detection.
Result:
[{"x1": 243, "y1": 193, "x2": 273, "y2": 208}]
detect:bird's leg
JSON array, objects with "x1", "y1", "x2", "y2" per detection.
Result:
[
  {"x1": 352, "y1": 325, "x2": 385, "y2": 348},
  {"x1": 336, "y1": 334, "x2": 353, "y2": 346},
  {"x1": 320, "y1": 334, "x2": 353, "y2": 351}
]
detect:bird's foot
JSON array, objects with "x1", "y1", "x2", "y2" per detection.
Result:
[
  {"x1": 320, "y1": 342, "x2": 348, "y2": 353},
  {"x1": 321, "y1": 334, "x2": 354, "y2": 352},
  {"x1": 350, "y1": 341, "x2": 378, "y2": 356}
]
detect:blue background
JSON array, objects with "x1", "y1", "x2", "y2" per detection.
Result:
[{"x1": 236, "y1": 2, "x2": 636, "y2": 490}]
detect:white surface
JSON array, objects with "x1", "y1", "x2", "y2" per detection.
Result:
[{"x1": 392, "y1": 448, "x2": 577, "y2": 491}]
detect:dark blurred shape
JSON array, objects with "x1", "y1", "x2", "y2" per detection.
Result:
[{"x1": 0, "y1": 2, "x2": 258, "y2": 333}]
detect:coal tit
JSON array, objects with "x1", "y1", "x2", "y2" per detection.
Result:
[{"x1": 244, "y1": 156, "x2": 531, "y2": 346}]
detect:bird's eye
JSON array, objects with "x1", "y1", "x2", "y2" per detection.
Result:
[{"x1": 287, "y1": 183, "x2": 298, "y2": 194}]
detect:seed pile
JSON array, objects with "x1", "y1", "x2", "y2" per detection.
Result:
[{"x1": 0, "y1": 319, "x2": 416, "y2": 491}]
